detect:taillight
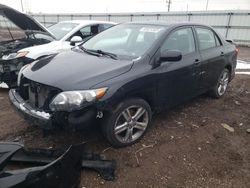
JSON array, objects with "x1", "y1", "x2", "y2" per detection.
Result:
[{"x1": 236, "y1": 48, "x2": 239, "y2": 55}]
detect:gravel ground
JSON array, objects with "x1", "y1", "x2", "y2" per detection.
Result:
[{"x1": 0, "y1": 47, "x2": 249, "y2": 188}]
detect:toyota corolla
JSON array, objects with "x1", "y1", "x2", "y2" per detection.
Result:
[{"x1": 9, "y1": 22, "x2": 237, "y2": 147}]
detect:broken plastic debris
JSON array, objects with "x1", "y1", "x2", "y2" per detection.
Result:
[{"x1": 221, "y1": 123, "x2": 234, "y2": 132}]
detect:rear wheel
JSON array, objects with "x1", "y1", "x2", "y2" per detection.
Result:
[
  {"x1": 102, "y1": 98, "x2": 152, "y2": 147},
  {"x1": 210, "y1": 68, "x2": 230, "y2": 98}
]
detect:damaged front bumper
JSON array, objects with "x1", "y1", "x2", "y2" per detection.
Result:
[
  {"x1": 9, "y1": 89, "x2": 53, "y2": 129},
  {"x1": 0, "y1": 142, "x2": 116, "y2": 188},
  {"x1": 0, "y1": 57, "x2": 33, "y2": 88},
  {"x1": 9, "y1": 89, "x2": 98, "y2": 130}
]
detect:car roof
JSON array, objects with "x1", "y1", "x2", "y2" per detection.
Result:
[
  {"x1": 127, "y1": 21, "x2": 211, "y2": 28},
  {"x1": 59, "y1": 20, "x2": 116, "y2": 26}
]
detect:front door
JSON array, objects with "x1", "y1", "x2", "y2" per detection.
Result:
[{"x1": 155, "y1": 26, "x2": 201, "y2": 107}]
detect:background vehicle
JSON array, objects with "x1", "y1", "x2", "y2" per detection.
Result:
[
  {"x1": 19, "y1": 20, "x2": 116, "y2": 63},
  {"x1": 0, "y1": 4, "x2": 55, "y2": 88},
  {"x1": 0, "y1": 4, "x2": 116, "y2": 88},
  {"x1": 9, "y1": 22, "x2": 237, "y2": 147}
]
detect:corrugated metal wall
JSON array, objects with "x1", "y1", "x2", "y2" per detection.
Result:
[
  {"x1": 1, "y1": 10, "x2": 249, "y2": 45},
  {"x1": 30, "y1": 11, "x2": 250, "y2": 45}
]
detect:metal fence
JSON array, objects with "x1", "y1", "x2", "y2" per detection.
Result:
[
  {"x1": 31, "y1": 10, "x2": 250, "y2": 46},
  {"x1": 1, "y1": 10, "x2": 250, "y2": 45}
]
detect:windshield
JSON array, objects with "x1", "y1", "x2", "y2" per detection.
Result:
[
  {"x1": 48, "y1": 22, "x2": 79, "y2": 40},
  {"x1": 82, "y1": 24, "x2": 166, "y2": 57}
]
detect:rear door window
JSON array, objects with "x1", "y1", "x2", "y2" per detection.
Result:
[
  {"x1": 161, "y1": 27, "x2": 195, "y2": 55},
  {"x1": 195, "y1": 27, "x2": 217, "y2": 50}
]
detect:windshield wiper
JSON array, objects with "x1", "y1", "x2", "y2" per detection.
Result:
[
  {"x1": 94, "y1": 50, "x2": 118, "y2": 60},
  {"x1": 78, "y1": 46, "x2": 101, "y2": 57},
  {"x1": 78, "y1": 47, "x2": 118, "y2": 60}
]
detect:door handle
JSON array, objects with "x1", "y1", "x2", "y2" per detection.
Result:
[
  {"x1": 194, "y1": 59, "x2": 201, "y2": 65},
  {"x1": 220, "y1": 52, "x2": 225, "y2": 56}
]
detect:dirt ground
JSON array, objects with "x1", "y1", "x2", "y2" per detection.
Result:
[{"x1": 0, "y1": 47, "x2": 250, "y2": 188}]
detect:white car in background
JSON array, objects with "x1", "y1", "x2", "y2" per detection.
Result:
[
  {"x1": 20, "y1": 20, "x2": 116, "y2": 60},
  {"x1": 0, "y1": 5, "x2": 116, "y2": 87}
]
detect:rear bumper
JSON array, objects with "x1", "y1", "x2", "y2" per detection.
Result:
[{"x1": 9, "y1": 89, "x2": 53, "y2": 129}]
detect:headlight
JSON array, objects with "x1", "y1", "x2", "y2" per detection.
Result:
[
  {"x1": 49, "y1": 87, "x2": 108, "y2": 112},
  {"x1": 16, "y1": 51, "x2": 29, "y2": 58},
  {"x1": 1, "y1": 51, "x2": 29, "y2": 60}
]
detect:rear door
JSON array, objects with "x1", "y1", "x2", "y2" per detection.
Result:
[
  {"x1": 194, "y1": 27, "x2": 226, "y2": 90},
  {"x1": 156, "y1": 26, "x2": 201, "y2": 107}
]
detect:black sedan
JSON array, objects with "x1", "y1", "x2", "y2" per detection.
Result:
[{"x1": 9, "y1": 22, "x2": 237, "y2": 147}]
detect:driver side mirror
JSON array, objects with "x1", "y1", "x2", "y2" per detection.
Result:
[
  {"x1": 70, "y1": 36, "x2": 83, "y2": 46},
  {"x1": 160, "y1": 50, "x2": 182, "y2": 62}
]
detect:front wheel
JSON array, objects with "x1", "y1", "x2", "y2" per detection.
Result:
[
  {"x1": 210, "y1": 68, "x2": 230, "y2": 98},
  {"x1": 102, "y1": 98, "x2": 152, "y2": 147}
]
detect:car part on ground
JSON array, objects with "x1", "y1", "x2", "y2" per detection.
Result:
[
  {"x1": 0, "y1": 4, "x2": 55, "y2": 88},
  {"x1": 0, "y1": 142, "x2": 116, "y2": 188},
  {"x1": 81, "y1": 153, "x2": 116, "y2": 181},
  {"x1": 0, "y1": 142, "x2": 83, "y2": 188},
  {"x1": 9, "y1": 22, "x2": 237, "y2": 147}
]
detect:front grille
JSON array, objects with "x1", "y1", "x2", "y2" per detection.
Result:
[
  {"x1": 2, "y1": 63, "x2": 11, "y2": 72},
  {"x1": 19, "y1": 77, "x2": 61, "y2": 110}
]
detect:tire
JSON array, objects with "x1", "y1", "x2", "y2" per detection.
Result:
[
  {"x1": 209, "y1": 68, "x2": 230, "y2": 98},
  {"x1": 102, "y1": 98, "x2": 152, "y2": 148}
]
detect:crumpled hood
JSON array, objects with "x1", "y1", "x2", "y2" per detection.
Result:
[
  {"x1": 0, "y1": 4, "x2": 54, "y2": 38},
  {"x1": 23, "y1": 50, "x2": 134, "y2": 90}
]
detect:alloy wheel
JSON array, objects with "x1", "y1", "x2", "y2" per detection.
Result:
[
  {"x1": 114, "y1": 105, "x2": 149, "y2": 144},
  {"x1": 218, "y1": 71, "x2": 229, "y2": 96}
]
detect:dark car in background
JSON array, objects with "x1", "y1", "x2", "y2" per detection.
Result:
[{"x1": 9, "y1": 22, "x2": 237, "y2": 147}]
